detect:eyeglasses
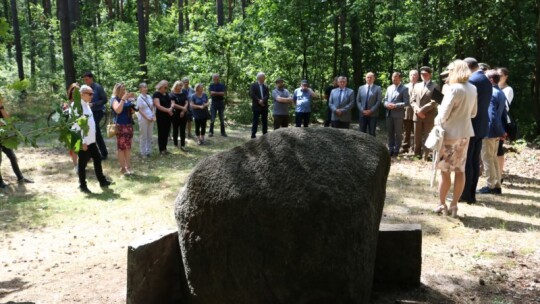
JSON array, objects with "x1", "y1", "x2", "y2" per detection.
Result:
[{"x1": 83, "y1": 92, "x2": 94, "y2": 96}]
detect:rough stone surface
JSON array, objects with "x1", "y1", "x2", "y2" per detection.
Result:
[
  {"x1": 126, "y1": 230, "x2": 189, "y2": 304},
  {"x1": 374, "y1": 224, "x2": 422, "y2": 289},
  {"x1": 175, "y1": 128, "x2": 391, "y2": 304}
]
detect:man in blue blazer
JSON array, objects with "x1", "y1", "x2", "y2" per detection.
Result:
[
  {"x1": 329, "y1": 76, "x2": 355, "y2": 129},
  {"x1": 383, "y1": 72, "x2": 410, "y2": 157},
  {"x1": 460, "y1": 58, "x2": 492, "y2": 204},
  {"x1": 478, "y1": 70, "x2": 507, "y2": 194},
  {"x1": 356, "y1": 72, "x2": 382, "y2": 136}
]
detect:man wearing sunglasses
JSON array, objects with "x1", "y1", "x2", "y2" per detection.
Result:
[
  {"x1": 75, "y1": 85, "x2": 112, "y2": 194},
  {"x1": 82, "y1": 72, "x2": 109, "y2": 160}
]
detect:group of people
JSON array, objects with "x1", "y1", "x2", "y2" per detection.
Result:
[
  {"x1": 66, "y1": 73, "x2": 228, "y2": 193},
  {"x1": 249, "y1": 59, "x2": 513, "y2": 218}
]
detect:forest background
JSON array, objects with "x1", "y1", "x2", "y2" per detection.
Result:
[{"x1": 1, "y1": 0, "x2": 540, "y2": 143}]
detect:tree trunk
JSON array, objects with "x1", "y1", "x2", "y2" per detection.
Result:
[
  {"x1": 227, "y1": 0, "x2": 233, "y2": 22},
  {"x1": 349, "y1": 2, "x2": 362, "y2": 91},
  {"x1": 119, "y1": 0, "x2": 123, "y2": 21},
  {"x1": 338, "y1": 0, "x2": 348, "y2": 77},
  {"x1": 26, "y1": 0, "x2": 37, "y2": 79},
  {"x1": 184, "y1": 0, "x2": 189, "y2": 31},
  {"x1": 3, "y1": 0, "x2": 12, "y2": 59},
  {"x1": 58, "y1": 0, "x2": 76, "y2": 89},
  {"x1": 43, "y1": 0, "x2": 56, "y2": 79},
  {"x1": 241, "y1": 0, "x2": 247, "y2": 19},
  {"x1": 178, "y1": 0, "x2": 183, "y2": 33},
  {"x1": 105, "y1": 0, "x2": 113, "y2": 20},
  {"x1": 332, "y1": 12, "x2": 338, "y2": 77},
  {"x1": 10, "y1": 0, "x2": 24, "y2": 80},
  {"x1": 217, "y1": 0, "x2": 224, "y2": 26},
  {"x1": 144, "y1": 0, "x2": 149, "y2": 33},
  {"x1": 68, "y1": 0, "x2": 80, "y2": 31},
  {"x1": 137, "y1": 0, "x2": 148, "y2": 82},
  {"x1": 154, "y1": 0, "x2": 159, "y2": 15},
  {"x1": 534, "y1": 0, "x2": 540, "y2": 136}
]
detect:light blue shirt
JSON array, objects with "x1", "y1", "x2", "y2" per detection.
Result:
[{"x1": 293, "y1": 88, "x2": 313, "y2": 113}]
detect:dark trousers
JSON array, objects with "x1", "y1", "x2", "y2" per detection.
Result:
[
  {"x1": 195, "y1": 119, "x2": 207, "y2": 136},
  {"x1": 92, "y1": 110, "x2": 108, "y2": 158},
  {"x1": 273, "y1": 115, "x2": 289, "y2": 130},
  {"x1": 295, "y1": 112, "x2": 310, "y2": 127},
  {"x1": 251, "y1": 110, "x2": 268, "y2": 138},
  {"x1": 402, "y1": 119, "x2": 414, "y2": 152},
  {"x1": 359, "y1": 115, "x2": 377, "y2": 136},
  {"x1": 386, "y1": 116, "x2": 403, "y2": 154},
  {"x1": 78, "y1": 143, "x2": 107, "y2": 187},
  {"x1": 0, "y1": 145, "x2": 24, "y2": 182},
  {"x1": 324, "y1": 105, "x2": 331, "y2": 127},
  {"x1": 209, "y1": 104, "x2": 225, "y2": 135},
  {"x1": 331, "y1": 120, "x2": 350, "y2": 129},
  {"x1": 172, "y1": 115, "x2": 187, "y2": 147},
  {"x1": 461, "y1": 136, "x2": 483, "y2": 201},
  {"x1": 156, "y1": 114, "x2": 172, "y2": 152}
]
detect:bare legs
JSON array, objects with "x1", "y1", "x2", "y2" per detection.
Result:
[
  {"x1": 117, "y1": 149, "x2": 132, "y2": 175},
  {"x1": 438, "y1": 170, "x2": 465, "y2": 217}
]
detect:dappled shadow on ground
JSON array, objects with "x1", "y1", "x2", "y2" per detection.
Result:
[
  {"x1": 460, "y1": 216, "x2": 540, "y2": 232},
  {"x1": 480, "y1": 196, "x2": 540, "y2": 217},
  {"x1": 504, "y1": 174, "x2": 540, "y2": 186},
  {"x1": 0, "y1": 278, "x2": 32, "y2": 299}
]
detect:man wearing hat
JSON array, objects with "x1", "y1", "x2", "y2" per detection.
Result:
[
  {"x1": 410, "y1": 66, "x2": 440, "y2": 160},
  {"x1": 271, "y1": 78, "x2": 293, "y2": 130},
  {"x1": 293, "y1": 80, "x2": 317, "y2": 127}
]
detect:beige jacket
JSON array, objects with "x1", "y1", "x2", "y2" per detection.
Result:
[{"x1": 434, "y1": 82, "x2": 478, "y2": 140}]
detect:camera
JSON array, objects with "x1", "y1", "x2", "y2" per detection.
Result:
[{"x1": 128, "y1": 103, "x2": 139, "y2": 112}]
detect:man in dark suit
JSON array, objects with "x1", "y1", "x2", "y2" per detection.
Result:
[
  {"x1": 356, "y1": 72, "x2": 382, "y2": 136},
  {"x1": 383, "y1": 72, "x2": 409, "y2": 157},
  {"x1": 328, "y1": 76, "x2": 355, "y2": 129},
  {"x1": 460, "y1": 57, "x2": 492, "y2": 204},
  {"x1": 410, "y1": 66, "x2": 440, "y2": 160},
  {"x1": 249, "y1": 72, "x2": 270, "y2": 139},
  {"x1": 82, "y1": 72, "x2": 109, "y2": 160}
]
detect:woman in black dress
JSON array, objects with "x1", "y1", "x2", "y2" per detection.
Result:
[{"x1": 153, "y1": 80, "x2": 174, "y2": 155}]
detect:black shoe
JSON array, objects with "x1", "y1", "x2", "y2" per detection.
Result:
[
  {"x1": 208, "y1": 133, "x2": 214, "y2": 137},
  {"x1": 477, "y1": 186, "x2": 495, "y2": 194},
  {"x1": 221, "y1": 133, "x2": 228, "y2": 137},
  {"x1": 251, "y1": 135, "x2": 256, "y2": 139},
  {"x1": 17, "y1": 177, "x2": 34, "y2": 183},
  {"x1": 459, "y1": 197, "x2": 477, "y2": 204},
  {"x1": 100, "y1": 180, "x2": 113, "y2": 188},
  {"x1": 0, "y1": 181, "x2": 8, "y2": 189},
  {"x1": 80, "y1": 185, "x2": 92, "y2": 194},
  {"x1": 101, "y1": 155, "x2": 108, "y2": 161},
  {"x1": 493, "y1": 187, "x2": 502, "y2": 194}
]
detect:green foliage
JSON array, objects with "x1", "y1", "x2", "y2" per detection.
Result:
[
  {"x1": 7, "y1": 79, "x2": 30, "y2": 91},
  {"x1": 1, "y1": 0, "x2": 540, "y2": 147}
]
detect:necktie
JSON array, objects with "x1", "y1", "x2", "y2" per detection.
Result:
[
  {"x1": 365, "y1": 86, "x2": 371, "y2": 110},
  {"x1": 259, "y1": 84, "x2": 264, "y2": 100},
  {"x1": 339, "y1": 89, "x2": 343, "y2": 103}
]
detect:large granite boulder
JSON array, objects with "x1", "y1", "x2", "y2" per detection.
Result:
[{"x1": 175, "y1": 127, "x2": 391, "y2": 304}]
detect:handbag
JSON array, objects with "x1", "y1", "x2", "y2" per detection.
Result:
[
  {"x1": 503, "y1": 99, "x2": 519, "y2": 141},
  {"x1": 107, "y1": 122, "x2": 117, "y2": 137},
  {"x1": 425, "y1": 125, "x2": 445, "y2": 151},
  {"x1": 106, "y1": 109, "x2": 117, "y2": 138}
]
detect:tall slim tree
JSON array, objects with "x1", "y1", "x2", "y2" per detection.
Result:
[
  {"x1": 184, "y1": 0, "x2": 189, "y2": 31},
  {"x1": 26, "y1": 0, "x2": 37, "y2": 78},
  {"x1": 178, "y1": 0, "x2": 183, "y2": 33},
  {"x1": 349, "y1": 2, "x2": 362, "y2": 90},
  {"x1": 241, "y1": 0, "x2": 247, "y2": 19},
  {"x1": 10, "y1": 0, "x2": 24, "y2": 80},
  {"x1": 227, "y1": 0, "x2": 233, "y2": 22},
  {"x1": 3, "y1": 0, "x2": 12, "y2": 58},
  {"x1": 57, "y1": 0, "x2": 76, "y2": 89},
  {"x1": 534, "y1": 0, "x2": 540, "y2": 135},
  {"x1": 338, "y1": 0, "x2": 348, "y2": 77},
  {"x1": 137, "y1": 0, "x2": 148, "y2": 81},
  {"x1": 217, "y1": 0, "x2": 224, "y2": 26}
]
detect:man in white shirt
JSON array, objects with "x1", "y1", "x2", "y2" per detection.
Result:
[{"x1": 76, "y1": 85, "x2": 112, "y2": 193}]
